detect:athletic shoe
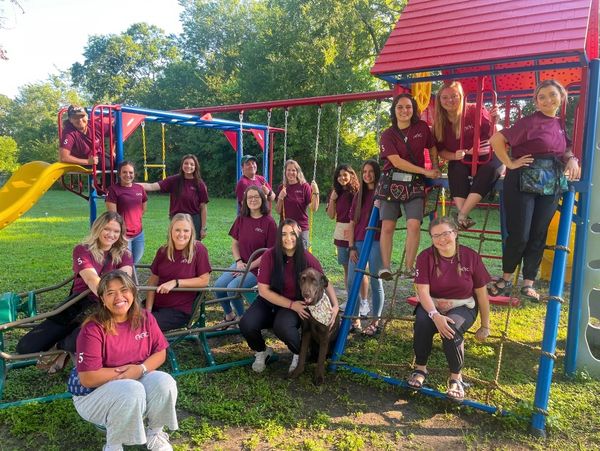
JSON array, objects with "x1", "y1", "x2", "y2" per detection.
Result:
[
  {"x1": 103, "y1": 445, "x2": 123, "y2": 451},
  {"x1": 378, "y1": 268, "x2": 393, "y2": 281},
  {"x1": 251, "y1": 347, "x2": 274, "y2": 373},
  {"x1": 359, "y1": 299, "x2": 370, "y2": 317},
  {"x1": 146, "y1": 430, "x2": 172, "y2": 451},
  {"x1": 288, "y1": 354, "x2": 300, "y2": 373},
  {"x1": 402, "y1": 268, "x2": 416, "y2": 279}
]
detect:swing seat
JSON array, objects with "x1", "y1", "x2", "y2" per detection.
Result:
[
  {"x1": 406, "y1": 295, "x2": 520, "y2": 308},
  {"x1": 143, "y1": 164, "x2": 166, "y2": 168}
]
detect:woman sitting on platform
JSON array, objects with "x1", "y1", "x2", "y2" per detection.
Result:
[
  {"x1": 16, "y1": 211, "x2": 133, "y2": 372},
  {"x1": 145, "y1": 213, "x2": 211, "y2": 331},
  {"x1": 408, "y1": 216, "x2": 490, "y2": 401},
  {"x1": 70, "y1": 270, "x2": 178, "y2": 451},
  {"x1": 488, "y1": 79, "x2": 580, "y2": 301},
  {"x1": 239, "y1": 218, "x2": 339, "y2": 374},
  {"x1": 214, "y1": 186, "x2": 277, "y2": 325},
  {"x1": 433, "y1": 81, "x2": 502, "y2": 229}
]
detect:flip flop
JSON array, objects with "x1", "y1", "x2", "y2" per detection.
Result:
[
  {"x1": 446, "y1": 378, "x2": 467, "y2": 402},
  {"x1": 520, "y1": 285, "x2": 540, "y2": 302},
  {"x1": 362, "y1": 323, "x2": 381, "y2": 337},
  {"x1": 407, "y1": 369, "x2": 428, "y2": 389},
  {"x1": 457, "y1": 215, "x2": 476, "y2": 230}
]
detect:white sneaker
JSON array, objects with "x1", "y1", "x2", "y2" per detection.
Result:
[
  {"x1": 288, "y1": 354, "x2": 300, "y2": 373},
  {"x1": 146, "y1": 430, "x2": 172, "y2": 451},
  {"x1": 103, "y1": 445, "x2": 123, "y2": 451},
  {"x1": 252, "y1": 346, "x2": 274, "y2": 373},
  {"x1": 359, "y1": 299, "x2": 370, "y2": 317},
  {"x1": 338, "y1": 301, "x2": 347, "y2": 312}
]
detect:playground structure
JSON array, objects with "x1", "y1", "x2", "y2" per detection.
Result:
[{"x1": 0, "y1": 0, "x2": 597, "y2": 438}]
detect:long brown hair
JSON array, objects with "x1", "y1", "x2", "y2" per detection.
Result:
[
  {"x1": 353, "y1": 159, "x2": 380, "y2": 224},
  {"x1": 176, "y1": 154, "x2": 203, "y2": 197},
  {"x1": 433, "y1": 81, "x2": 465, "y2": 143},
  {"x1": 332, "y1": 163, "x2": 359, "y2": 196},
  {"x1": 428, "y1": 216, "x2": 463, "y2": 277},
  {"x1": 83, "y1": 270, "x2": 144, "y2": 334},
  {"x1": 81, "y1": 211, "x2": 129, "y2": 265},
  {"x1": 240, "y1": 186, "x2": 269, "y2": 217}
]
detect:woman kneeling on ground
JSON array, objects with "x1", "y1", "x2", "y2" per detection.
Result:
[
  {"x1": 214, "y1": 186, "x2": 277, "y2": 325},
  {"x1": 145, "y1": 213, "x2": 211, "y2": 331},
  {"x1": 70, "y1": 270, "x2": 178, "y2": 451},
  {"x1": 239, "y1": 218, "x2": 339, "y2": 373},
  {"x1": 16, "y1": 211, "x2": 133, "y2": 372},
  {"x1": 408, "y1": 216, "x2": 491, "y2": 401}
]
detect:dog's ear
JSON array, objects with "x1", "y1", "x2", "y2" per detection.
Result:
[{"x1": 321, "y1": 273, "x2": 329, "y2": 288}]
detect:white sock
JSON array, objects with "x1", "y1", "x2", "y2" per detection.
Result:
[
  {"x1": 361, "y1": 298, "x2": 368, "y2": 303},
  {"x1": 146, "y1": 426, "x2": 163, "y2": 437}
]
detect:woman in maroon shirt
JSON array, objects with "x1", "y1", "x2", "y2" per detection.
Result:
[
  {"x1": 488, "y1": 79, "x2": 581, "y2": 301},
  {"x1": 433, "y1": 81, "x2": 502, "y2": 229},
  {"x1": 140, "y1": 154, "x2": 209, "y2": 240}
]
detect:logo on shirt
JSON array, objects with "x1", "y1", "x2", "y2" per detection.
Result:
[
  {"x1": 136, "y1": 192, "x2": 143, "y2": 196},
  {"x1": 464, "y1": 124, "x2": 474, "y2": 132},
  {"x1": 135, "y1": 331, "x2": 149, "y2": 340},
  {"x1": 63, "y1": 139, "x2": 69, "y2": 145},
  {"x1": 413, "y1": 132, "x2": 423, "y2": 139},
  {"x1": 255, "y1": 227, "x2": 264, "y2": 233},
  {"x1": 77, "y1": 257, "x2": 83, "y2": 266}
]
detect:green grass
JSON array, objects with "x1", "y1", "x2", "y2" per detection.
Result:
[{"x1": 0, "y1": 189, "x2": 599, "y2": 450}]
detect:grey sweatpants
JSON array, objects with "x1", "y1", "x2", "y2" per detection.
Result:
[{"x1": 73, "y1": 370, "x2": 178, "y2": 447}]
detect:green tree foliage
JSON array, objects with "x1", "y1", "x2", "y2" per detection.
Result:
[
  {"x1": 71, "y1": 23, "x2": 181, "y2": 104},
  {"x1": 0, "y1": 135, "x2": 18, "y2": 172}
]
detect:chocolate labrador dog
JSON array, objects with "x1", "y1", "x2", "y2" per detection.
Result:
[{"x1": 289, "y1": 267, "x2": 340, "y2": 385}]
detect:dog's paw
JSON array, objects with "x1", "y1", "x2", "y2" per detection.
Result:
[{"x1": 313, "y1": 374, "x2": 325, "y2": 386}]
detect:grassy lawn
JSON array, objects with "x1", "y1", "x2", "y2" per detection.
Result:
[{"x1": 0, "y1": 189, "x2": 598, "y2": 450}]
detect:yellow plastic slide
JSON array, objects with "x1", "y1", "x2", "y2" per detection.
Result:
[{"x1": 0, "y1": 161, "x2": 90, "y2": 230}]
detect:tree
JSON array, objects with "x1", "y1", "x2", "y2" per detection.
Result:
[
  {"x1": 71, "y1": 23, "x2": 180, "y2": 104},
  {"x1": 0, "y1": 135, "x2": 18, "y2": 172},
  {"x1": 0, "y1": 0, "x2": 24, "y2": 60}
]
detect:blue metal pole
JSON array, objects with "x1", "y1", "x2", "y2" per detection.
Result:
[
  {"x1": 530, "y1": 189, "x2": 575, "y2": 436},
  {"x1": 263, "y1": 131, "x2": 270, "y2": 183},
  {"x1": 565, "y1": 59, "x2": 600, "y2": 375},
  {"x1": 89, "y1": 175, "x2": 97, "y2": 227},
  {"x1": 115, "y1": 109, "x2": 124, "y2": 166},
  {"x1": 330, "y1": 205, "x2": 379, "y2": 370}
]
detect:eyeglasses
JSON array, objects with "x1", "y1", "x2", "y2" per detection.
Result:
[
  {"x1": 440, "y1": 94, "x2": 460, "y2": 102},
  {"x1": 247, "y1": 195, "x2": 262, "y2": 201},
  {"x1": 431, "y1": 230, "x2": 455, "y2": 239}
]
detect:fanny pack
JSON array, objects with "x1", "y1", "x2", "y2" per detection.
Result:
[
  {"x1": 519, "y1": 158, "x2": 567, "y2": 195},
  {"x1": 433, "y1": 296, "x2": 476, "y2": 314},
  {"x1": 333, "y1": 221, "x2": 352, "y2": 241}
]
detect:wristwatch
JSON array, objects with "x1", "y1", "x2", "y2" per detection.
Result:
[
  {"x1": 428, "y1": 309, "x2": 439, "y2": 319},
  {"x1": 140, "y1": 363, "x2": 148, "y2": 377}
]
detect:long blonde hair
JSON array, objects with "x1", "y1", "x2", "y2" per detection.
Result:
[
  {"x1": 81, "y1": 211, "x2": 128, "y2": 265},
  {"x1": 164, "y1": 213, "x2": 196, "y2": 263},
  {"x1": 84, "y1": 270, "x2": 144, "y2": 335},
  {"x1": 433, "y1": 81, "x2": 465, "y2": 143},
  {"x1": 282, "y1": 159, "x2": 307, "y2": 185}
]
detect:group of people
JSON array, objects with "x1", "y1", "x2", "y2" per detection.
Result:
[{"x1": 41, "y1": 78, "x2": 579, "y2": 448}]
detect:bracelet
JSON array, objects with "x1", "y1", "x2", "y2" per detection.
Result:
[
  {"x1": 568, "y1": 156, "x2": 579, "y2": 164},
  {"x1": 428, "y1": 309, "x2": 439, "y2": 319},
  {"x1": 289, "y1": 300, "x2": 294, "y2": 309},
  {"x1": 140, "y1": 363, "x2": 148, "y2": 377},
  {"x1": 175, "y1": 279, "x2": 179, "y2": 288},
  {"x1": 235, "y1": 258, "x2": 243, "y2": 263},
  {"x1": 349, "y1": 245, "x2": 357, "y2": 251}
]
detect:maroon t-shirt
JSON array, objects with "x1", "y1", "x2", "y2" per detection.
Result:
[
  {"x1": 275, "y1": 182, "x2": 312, "y2": 231},
  {"x1": 257, "y1": 248, "x2": 323, "y2": 300},
  {"x1": 229, "y1": 214, "x2": 277, "y2": 276},
  {"x1": 331, "y1": 190, "x2": 354, "y2": 247},
  {"x1": 415, "y1": 245, "x2": 491, "y2": 299},
  {"x1": 349, "y1": 189, "x2": 380, "y2": 242},
  {"x1": 76, "y1": 311, "x2": 168, "y2": 371},
  {"x1": 435, "y1": 103, "x2": 493, "y2": 154},
  {"x1": 235, "y1": 175, "x2": 272, "y2": 206},
  {"x1": 72, "y1": 245, "x2": 134, "y2": 300},
  {"x1": 158, "y1": 175, "x2": 209, "y2": 217},
  {"x1": 149, "y1": 242, "x2": 212, "y2": 314},
  {"x1": 379, "y1": 121, "x2": 435, "y2": 171},
  {"x1": 61, "y1": 120, "x2": 109, "y2": 160},
  {"x1": 106, "y1": 183, "x2": 147, "y2": 237},
  {"x1": 500, "y1": 111, "x2": 570, "y2": 159}
]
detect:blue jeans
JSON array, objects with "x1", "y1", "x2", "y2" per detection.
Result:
[
  {"x1": 347, "y1": 240, "x2": 385, "y2": 318},
  {"x1": 127, "y1": 231, "x2": 144, "y2": 265},
  {"x1": 214, "y1": 263, "x2": 258, "y2": 317}
]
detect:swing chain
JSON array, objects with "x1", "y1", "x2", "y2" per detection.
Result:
[
  {"x1": 334, "y1": 103, "x2": 342, "y2": 169},
  {"x1": 283, "y1": 108, "x2": 289, "y2": 180},
  {"x1": 313, "y1": 105, "x2": 321, "y2": 182}
]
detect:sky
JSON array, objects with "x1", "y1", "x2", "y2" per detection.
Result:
[{"x1": 0, "y1": 0, "x2": 184, "y2": 98}]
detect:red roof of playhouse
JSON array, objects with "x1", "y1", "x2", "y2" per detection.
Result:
[{"x1": 371, "y1": 0, "x2": 599, "y2": 95}]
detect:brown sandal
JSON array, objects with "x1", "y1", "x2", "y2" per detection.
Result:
[
  {"x1": 446, "y1": 378, "x2": 466, "y2": 402},
  {"x1": 407, "y1": 369, "x2": 428, "y2": 389}
]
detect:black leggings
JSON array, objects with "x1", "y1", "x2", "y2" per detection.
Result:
[
  {"x1": 413, "y1": 304, "x2": 477, "y2": 374},
  {"x1": 239, "y1": 296, "x2": 301, "y2": 354},
  {"x1": 16, "y1": 293, "x2": 95, "y2": 354},
  {"x1": 151, "y1": 307, "x2": 190, "y2": 332},
  {"x1": 502, "y1": 168, "x2": 560, "y2": 280},
  {"x1": 448, "y1": 154, "x2": 503, "y2": 199}
]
